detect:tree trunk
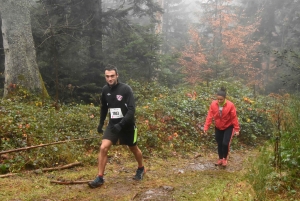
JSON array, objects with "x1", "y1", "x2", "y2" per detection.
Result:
[{"x1": 0, "y1": 0, "x2": 47, "y2": 97}]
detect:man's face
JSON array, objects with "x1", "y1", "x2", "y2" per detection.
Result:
[{"x1": 105, "y1": 70, "x2": 118, "y2": 86}]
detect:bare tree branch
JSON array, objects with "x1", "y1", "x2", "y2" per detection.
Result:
[
  {"x1": 0, "y1": 137, "x2": 99, "y2": 155},
  {"x1": 0, "y1": 162, "x2": 83, "y2": 178},
  {"x1": 50, "y1": 180, "x2": 93, "y2": 185}
]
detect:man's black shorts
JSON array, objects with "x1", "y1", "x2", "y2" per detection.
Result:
[{"x1": 103, "y1": 123, "x2": 137, "y2": 146}]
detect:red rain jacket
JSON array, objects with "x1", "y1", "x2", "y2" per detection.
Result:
[{"x1": 204, "y1": 100, "x2": 240, "y2": 132}]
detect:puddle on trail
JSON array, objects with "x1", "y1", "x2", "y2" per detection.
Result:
[
  {"x1": 133, "y1": 186, "x2": 175, "y2": 201},
  {"x1": 58, "y1": 151, "x2": 250, "y2": 201},
  {"x1": 134, "y1": 153, "x2": 247, "y2": 200},
  {"x1": 175, "y1": 152, "x2": 246, "y2": 173}
]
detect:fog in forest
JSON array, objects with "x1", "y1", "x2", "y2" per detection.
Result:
[
  {"x1": 1, "y1": 0, "x2": 300, "y2": 102},
  {"x1": 1, "y1": 2, "x2": 300, "y2": 201}
]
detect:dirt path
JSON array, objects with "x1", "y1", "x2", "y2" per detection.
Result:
[
  {"x1": 132, "y1": 149, "x2": 254, "y2": 201},
  {"x1": 74, "y1": 148, "x2": 254, "y2": 200},
  {"x1": 0, "y1": 148, "x2": 257, "y2": 201}
]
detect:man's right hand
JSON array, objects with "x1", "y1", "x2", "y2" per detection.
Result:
[{"x1": 97, "y1": 124, "x2": 104, "y2": 133}]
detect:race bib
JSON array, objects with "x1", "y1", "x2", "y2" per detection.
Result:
[{"x1": 110, "y1": 108, "x2": 124, "y2": 119}]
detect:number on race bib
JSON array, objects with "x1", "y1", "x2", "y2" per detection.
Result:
[{"x1": 110, "y1": 108, "x2": 124, "y2": 119}]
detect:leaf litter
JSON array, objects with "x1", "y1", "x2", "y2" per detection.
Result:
[{"x1": 0, "y1": 148, "x2": 257, "y2": 201}]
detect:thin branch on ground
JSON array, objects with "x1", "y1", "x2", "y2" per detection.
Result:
[
  {"x1": 0, "y1": 162, "x2": 82, "y2": 178},
  {"x1": 0, "y1": 137, "x2": 98, "y2": 154},
  {"x1": 50, "y1": 180, "x2": 93, "y2": 185},
  {"x1": 0, "y1": 173, "x2": 18, "y2": 178}
]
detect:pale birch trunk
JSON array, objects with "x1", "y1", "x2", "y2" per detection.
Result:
[{"x1": 0, "y1": 0, "x2": 47, "y2": 97}]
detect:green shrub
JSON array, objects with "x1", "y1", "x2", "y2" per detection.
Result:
[
  {"x1": 246, "y1": 145, "x2": 273, "y2": 201},
  {"x1": 0, "y1": 98, "x2": 99, "y2": 172},
  {"x1": 247, "y1": 94, "x2": 300, "y2": 199},
  {"x1": 278, "y1": 96, "x2": 300, "y2": 189},
  {"x1": 0, "y1": 80, "x2": 272, "y2": 172},
  {"x1": 130, "y1": 80, "x2": 272, "y2": 155}
]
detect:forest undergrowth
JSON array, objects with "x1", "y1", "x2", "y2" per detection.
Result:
[{"x1": 1, "y1": 80, "x2": 300, "y2": 200}]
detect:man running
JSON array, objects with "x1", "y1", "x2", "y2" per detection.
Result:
[{"x1": 88, "y1": 65, "x2": 145, "y2": 188}]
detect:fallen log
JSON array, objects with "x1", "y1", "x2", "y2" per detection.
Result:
[
  {"x1": 0, "y1": 136, "x2": 99, "y2": 155},
  {"x1": 0, "y1": 173, "x2": 18, "y2": 178},
  {"x1": 50, "y1": 180, "x2": 93, "y2": 185},
  {"x1": 194, "y1": 154, "x2": 203, "y2": 159},
  {"x1": 0, "y1": 162, "x2": 82, "y2": 178},
  {"x1": 38, "y1": 162, "x2": 82, "y2": 172}
]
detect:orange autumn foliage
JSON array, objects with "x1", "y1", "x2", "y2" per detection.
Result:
[
  {"x1": 186, "y1": 91, "x2": 197, "y2": 100},
  {"x1": 179, "y1": 28, "x2": 209, "y2": 85},
  {"x1": 180, "y1": 0, "x2": 262, "y2": 87}
]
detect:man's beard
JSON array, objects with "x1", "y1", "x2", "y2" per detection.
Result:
[{"x1": 108, "y1": 80, "x2": 117, "y2": 87}]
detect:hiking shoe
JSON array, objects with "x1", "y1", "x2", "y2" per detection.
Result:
[
  {"x1": 222, "y1": 158, "x2": 228, "y2": 167},
  {"x1": 88, "y1": 176, "x2": 104, "y2": 188},
  {"x1": 215, "y1": 159, "x2": 223, "y2": 166},
  {"x1": 133, "y1": 168, "x2": 145, "y2": 180}
]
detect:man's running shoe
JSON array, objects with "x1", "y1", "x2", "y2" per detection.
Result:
[
  {"x1": 222, "y1": 158, "x2": 228, "y2": 167},
  {"x1": 133, "y1": 167, "x2": 145, "y2": 180},
  {"x1": 88, "y1": 176, "x2": 104, "y2": 188},
  {"x1": 215, "y1": 159, "x2": 223, "y2": 166}
]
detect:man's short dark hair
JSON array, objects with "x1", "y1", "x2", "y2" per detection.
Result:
[{"x1": 105, "y1": 64, "x2": 118, "y2": 75}]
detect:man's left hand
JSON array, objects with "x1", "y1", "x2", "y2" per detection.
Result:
[{"x1": 235, "y1": 131, "x2": 239, "y2": 136}]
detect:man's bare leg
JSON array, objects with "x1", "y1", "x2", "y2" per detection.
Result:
[
  {"x1": 88, "y1": 139, "x2": 112, "y2": 188},
  {"x1": 98, "y1": 139, "x2": 112, "y2": 175},
  {"x1": 129, "y1": 145, "x2": 144, "y2": 180}
]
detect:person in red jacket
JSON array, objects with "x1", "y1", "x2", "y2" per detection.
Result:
[{"x1": 203, "y1": 87, "x2": 240, "y2": 167}]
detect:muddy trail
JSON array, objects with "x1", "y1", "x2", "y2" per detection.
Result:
[
  {"x1": 0, "y1": 147, "x2": 263, "y2": 201},
  {"x1": 22, "y1": 148, "x2": 255, "y2": 201},
  {"x1": 129, "y1": 150, "x2": 249, "y2": 201},
  {"x1": 96, "y1": 152, "x2": 245, "y2": 201}
]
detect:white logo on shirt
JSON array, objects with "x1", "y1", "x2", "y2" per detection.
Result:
[{"x1": 116, "y1": 95, "x2": 123, "y2": 101}]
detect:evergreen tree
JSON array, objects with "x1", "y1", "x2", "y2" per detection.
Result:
[
  {"x1": 31, "y1": 0, "x2": 163, "y2": 103},
  {"x1": 160, "y1": 0, "x2": 191, "y2": 53},
  {"x1": 0, "y1": 19, "x2": 4, "y2": 94},
  {"x1": 240, "y1": 0, "x2": 300, "y2": 93}
]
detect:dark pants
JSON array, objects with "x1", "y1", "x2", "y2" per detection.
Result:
[{"x1": 215, "y1": 125, "x2": 234, "y2": 159}]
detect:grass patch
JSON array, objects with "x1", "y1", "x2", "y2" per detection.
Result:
[{"x1": 1, "y1": 146, "x2": 257, "y2": 201}]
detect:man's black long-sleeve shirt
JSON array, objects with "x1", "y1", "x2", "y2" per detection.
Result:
[{"x1": 99, "y1": 82, "x2": 135, "y2": 128}]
